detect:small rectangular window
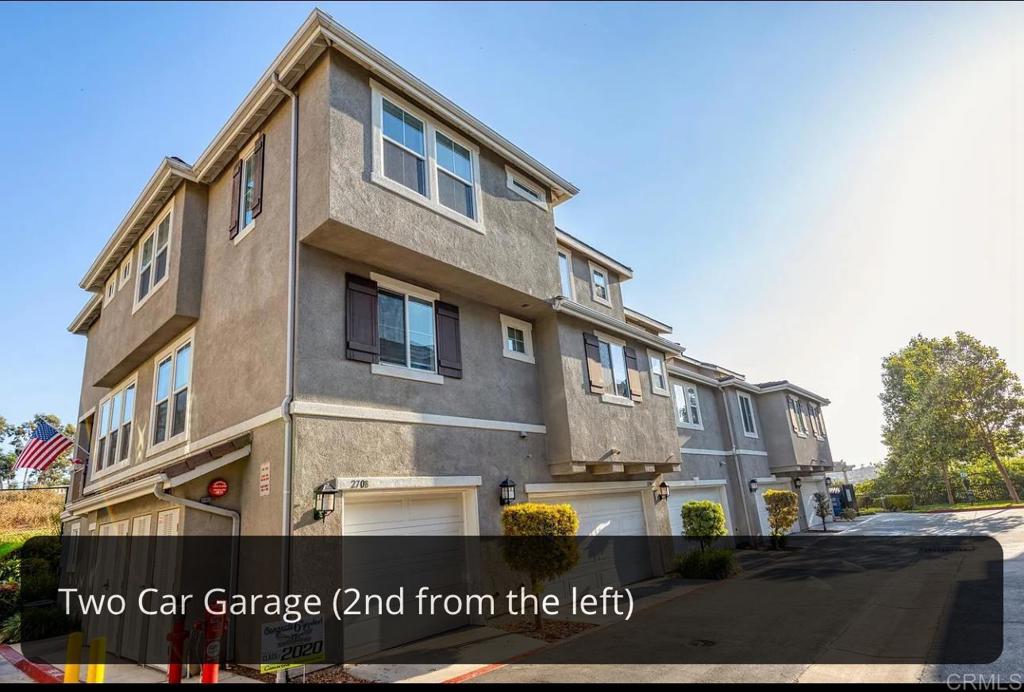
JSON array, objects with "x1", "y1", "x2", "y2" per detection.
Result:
[
  {"x1": 648, "y1": 351, "x2": 669, "y2": 396},
  {"x1": 119, "y1": 256, "x2": 132, "y2": 288},
  {"x1": 104, "y1": 275, "x2": 116, "y2": 306},
  {"x1": 738, "y1": 392, "x2": 757, "y2": 437},
  {"x1": 239, "y1": 151, "x2": 257, "y2": 231},
  {"x1": 506, "y1": 167, "x2": 547, "y2": 208},
  {"x1": 589, "y1": 262, "x2": 611, "y2": 306},
  {"x1": 558, "y1": 250, "x2": 575, "y2": 299},
  {"x1": 795, "y1": 399, "x2": 808, "y2": 435},
  {"x1": 500, "y1": 314, "x2": 535, "y2": 364}
]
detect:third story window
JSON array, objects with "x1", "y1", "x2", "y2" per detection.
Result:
[
  {"x1": 138, "y1": 214, "x2": 170, "y2": 303},
  {"x1": 435, "y1": 131, "x2": 475, "y2": 219},
  {"x1": 738, "y1": 393, "x2": 757, "y2": 436},
  {"x1": 649, "y1": 352, "x2": 667, "y2": 393},
  {"x1": 240, "y1": 149, "x2": 258, "y2": 230},
  {"x1": 591, "y1": 265, "x2": 609, "y2": 303},
  {"x1": 382, "y1": 98, "x2": 427, "y2": 196},
  {"x1": 153, "y1": 340, "x2": 191, "y2": 446},
  {"x1": 379, "y1": 289, "x2": 436, "y2": 372},
  {"x1": 558, "y1": 251, "x2": 574, "y2": 298},
  {"x1": 599, "y1": 338, "x2": 631, "y2": 399}
]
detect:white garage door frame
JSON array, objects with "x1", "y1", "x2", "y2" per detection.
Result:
[
  {"x1": 524, "y1": 481, "x2": 657, "y2": 536},
  {"x1": 337, "y1": 476, "x2": 482, "y2": 535},
  {"x1": 666, "y1": 479, "x2": 734, "y2": 536}
]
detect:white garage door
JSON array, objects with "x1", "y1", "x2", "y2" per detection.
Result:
[
  {"x1": 800, "y1": 479, "x2": 832, "y2": 530},
  {"x1": 668, "y1": 484, "x2": 733, "y2": 538},
  {"x1": 535, "y1": 490, "x2": 652, "y2": 591},
  {"x1": 342, "y1": 492, "x2": 470, "y2": 658},
  {"x1": 755, "y1": 482, "x2": 801, "y2": 536}
]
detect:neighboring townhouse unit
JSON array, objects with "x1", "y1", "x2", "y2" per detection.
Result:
[{"x1": 63, "y1": 9, "x2": 835, "y2": 662}]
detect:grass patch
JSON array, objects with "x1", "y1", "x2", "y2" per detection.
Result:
[{"x1": 909, "y1": 501, "x2": 1024, "y2": 513}]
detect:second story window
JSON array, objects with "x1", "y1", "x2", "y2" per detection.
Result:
[
  {"x1": 500, "y1": 314, "x2": 535, "y2": 364},
  {"x1": 788, "y1": 396, "x2": 808, "y2": 436},
  {"x1": 94, "y1": 379, "x2": 135, "y2": 475},
  {"x1": 372, "y1": 83, "x2": 483, "y2": 230},
  {"x1": 738, "y1": 392, "x2": 758, "y2": 438},
  {"x1": 599, "y1": 336, "x2": 631, "y2": 401},
  {"x1": 379, "y1": 288, "x2": 435, "y2": 372},
  {"x1": 152, "y1": 335, "x2": 192, "y2": 449},
  {"x1": 809, "y1": 403, "x2": 826, "y2": 439},
  {"x1": 382, "y1": 99, "x2": 426, "y2": 196},
  {"x1": 558, "y1": 250, "x2": 575, "y2": 299},
  {"x1": 673, "y1": 381, "x2": 703, "y2": 429},
  {"x1": 590, "y1": 262, "x2": 611, "y2": 307},
  {"x1": 136, "y1": 212, "x2": 171, "y2": 307},
  {"x1": 648, "y1": 350, "x2": 669, "y2": 396}
]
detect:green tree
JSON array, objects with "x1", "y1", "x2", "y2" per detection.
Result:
[
  {"x1": 880, "y1": 333, "x2": 1023, "y2": 505},
  {"x1": 762, "y1": 489, "x2": 799, "y2": 548},
  {"x1": 811, "y1": 492, "x2": 832, "y2": 531},
  {"x1": 680, "y1": 500, "x2": 727, "y2": 551}
]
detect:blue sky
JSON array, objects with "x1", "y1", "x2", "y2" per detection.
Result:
[{"x1": 1, "y1": 1, "x2": 1021, "y2": 467}]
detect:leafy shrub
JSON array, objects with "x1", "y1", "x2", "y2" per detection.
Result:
[
  {"x1": 839, "y1": 508, "x2": 858, "y2": 521},
  {"x1": 680, "y1": 500, "x2": 726, "y2": 550},
  {"x1": 501, "y1": 503, "x2": 580, "y2": 631},
  {"x1": 0, "y1": 583, "x2": 17, "y2": 623},
  {"x1": 762, "y1": 489, "x2": 799, "y2": 548},
  {"x1": 881, "y1": 494, "x2": 913, "y2": 511},
  {"x1": 0, "y1": 606, "x2": 78, "y2": 644},
  {"x1": 674, "y1": 548, "x2": 740, "y2": 580}
]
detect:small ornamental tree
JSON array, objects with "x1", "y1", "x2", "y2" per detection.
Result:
[
  {"x1": 812, "y1": 492, "x2": 832, "y2": 531},
  {"x1": 501, "y1": 503, "x2": 579, "y2": 631},
  {"x1": 762, "y1": 489, "x2": 799, "y2": 548},
  {"x1": 681, "y1": 500, "x2": 726, "y2": 551}
]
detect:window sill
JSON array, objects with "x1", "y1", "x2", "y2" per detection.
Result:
[
  {"x1": 233, "y1": 221, "x2": 256, "y2": 245},
  {"x1": 677, "y1": 422, "x2": 704, "y2": 431},
  {"x1": 743, "y1": 431, "x2": 759, "y2": 439},
  {"x1": 147, "y1": 432, "x2": 188, "y2": 458},
  {"x1": 370, "y1": 172, "x2": 485, "y2": 235},
  {"x1": 371, "y1": 363, "x2": 444, "y2": 384},
  {"x1": 131, "y1": 276, "x2": 169, "y2": 315},
  {"x1": 591, "y1": 293, "x2": 613, "y2": 308},
  {"x1": 651, "y1": 388, "x2": 670, "y2": 398},
  {"x1": 601, "y1": 393, "x2": 634, "y2": 407},
  {"x1": 89, "y1": 459, "x2": 131, "y2": 483},
  {"x1": 502, "y1": 350, "x2": 535, "y2": 365},
  {"x1": 795, "y1": 432, "x2": 808, "y2": 439}
]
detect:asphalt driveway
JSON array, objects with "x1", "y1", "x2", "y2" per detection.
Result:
[{"x1": 468, "y1": 508, "x2": 1024, "y2": 684}]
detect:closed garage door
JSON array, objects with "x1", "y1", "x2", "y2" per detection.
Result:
[
  {"x1": 342, "y1": 491, "x2": 471, "y2": 658},
  {"x1": 800, "y1": 479, "x2": 832, "y2": 530},
  {"x1": 755, "y1": 482, "x2": 801, "y2": 536},
  {"x1": 668, "y1": 483, "x2": 733, "y2": 538},
  {"x1": 534, "y1": 489, "x2": 652, "y2": 592}
]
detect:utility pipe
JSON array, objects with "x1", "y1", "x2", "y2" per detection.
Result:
[
  {"x1": 269, "y1": 71, "x2": 299, "y2": 686},
  {"x1": 716, "y1": 387, "x2": 757, "y2": 542},
  {"x1": 152, "y1": 483, "x2": 240, "y2": 660}
]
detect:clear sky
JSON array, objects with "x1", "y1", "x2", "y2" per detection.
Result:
[{"x1": 1, "y1": 1, "x2": 1021, "y2": 469}]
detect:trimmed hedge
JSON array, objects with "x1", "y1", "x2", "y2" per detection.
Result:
[
  {"x1": 501, "y1": 503, "x2": 579, "y2": 536},
  {"x1": 881, "y1": 494, "x2": 914, "y2": 511},
  {"x1": 762, "y1": 489, "x2": 799, "y2": 542},
  {"x1": 681, "y1": 500, "x2": 726, "y2": 549},
  {"x1": 674, "y1": 548, "x2": 740, "y2": 580}
]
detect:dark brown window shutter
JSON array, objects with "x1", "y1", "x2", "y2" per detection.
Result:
[
  {"x1": 435, "y1": 301, "x2": 463, "y2": 379},
  {"x1": 251, "y1": 133, "x2": 266, "y2": 219},
  {"x1": 624, "y1": 347, "x2": 643, "y2": 402},
  {"x1": 583, "y1": 332, "x2": 604, "y2": 394},
  {"x1": 346, "y1": 274, "x2": 379, "y2": 363},
  {"x1": 228, "y1": 160, "x2": 242, "y2": 239}
]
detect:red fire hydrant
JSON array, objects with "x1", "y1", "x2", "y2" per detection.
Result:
[
  {"x1": 166, "y1": 615, "x2": 187, "y2": 684},
  {"x1": 201, "y1": 601, "x2": 228, "y2": 684}
]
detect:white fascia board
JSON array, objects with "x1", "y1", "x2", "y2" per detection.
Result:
[
  {"x1": 555, "y1": 230, "x2": 633, "y2": 279},
  {"x1": 553, "y1": 299, "x2": 681, "y2": 354}
]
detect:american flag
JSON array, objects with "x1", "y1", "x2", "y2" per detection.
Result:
[{"x1": 15, "y1": 420, "x2": 73, "y2": 471}]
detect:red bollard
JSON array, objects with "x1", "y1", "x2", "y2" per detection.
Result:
[
  {"x1": 167, "y1": 615, "x2": 187, "y2": 684},
  {"x1": 201, "y1": 600, "x2": 228, "y2": 684}
]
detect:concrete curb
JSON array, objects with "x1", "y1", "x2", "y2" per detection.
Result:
[{"x1": 0, "y1": 644, "x2": 64, "y2": 684}]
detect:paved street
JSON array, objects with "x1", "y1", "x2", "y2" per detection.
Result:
[{"x1": 469, "y1": 509, "x2": 1024, "y2": 684}]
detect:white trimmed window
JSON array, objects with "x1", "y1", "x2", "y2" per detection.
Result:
[
  {"x1": 589, "y1": 262, "x2": 611, "y2": 306},
  {"x1": 135, "y1": 210, "x2": 171, "y2": 309},
  {"x1": 119, "y1": 256, "x2": 132, "y2": 289},
  {"x1": 596, "y1": 331, "x2": 632, "y2": 406},
  {"x1": 788, "y1": 397, "x2": 808, "y2": 436},
  {"x1": 500, "y1": 314, "x2": 535, "y2": 364},
  {"x1": 371, "y1": 273, "x2": 442, "y2": 384},
  {"x1": 151, "y1": 333, "x2": 192, "y2": 450},
  {"x1": 371, "y1": 82, "x2": 483, "y2": 231},
  {"x1": 506, "y1": 167, "x2": 547, "y2": 209},
  {"x1": 558, "y1": 249, "x2": 575, "y2": 300},
  {"x1": 737, "y1": 392, "x2": 758, "y2": 438},
  {"x1": 647, "y1": 350, "x2": 669, "y2": 396},
  {"x1": 672, "y1": 381, "x2": 703, "y2": 429},
  {"x1": 94, "y1": 377, "x2": 136, "y2": 475},
  {"x1": 104, "y1": 275, "x2": 116, "y2": 306},
  {"x1": 238, "y1": 143, "x2": 259, "y2": 238}
]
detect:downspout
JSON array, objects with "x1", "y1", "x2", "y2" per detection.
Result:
[
  {"x1": 153, "y1": 483, "x2": 240, "y2": 659},
  {"x1": 718, "y1": 387, "x2": 757, "y2": 541},
  {"x1": 270, "y1": 71, "x2": 299, "y2": 685}
]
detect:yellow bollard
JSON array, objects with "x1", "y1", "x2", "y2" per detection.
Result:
[
  {"x1": 64, "y1": 631, "x2": 83, "y2": 683},
  {"x1": 85, "y1": 636, "x2": 105, "y2": 684}
]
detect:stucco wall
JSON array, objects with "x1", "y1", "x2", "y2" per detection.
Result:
[{"x1": 563, "y1": 250, "x2": 626, "y2": 321}]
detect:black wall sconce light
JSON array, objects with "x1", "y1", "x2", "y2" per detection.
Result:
[
  {"x1": 314, "y1": 480, "x2": 338, "y2": 521},
  {"x1": 793, "y1": 477, "x2": 802, "y2": 489},
  {"x1": 748, "y1": 479, "x2": 759, "y2": 493},
  {"x1": 655, "y1": 481, "x2": 670, "y2": 503},
  {"x1": 499, "y1": 477, "x2": 517, "y2": 506},
  {"x1": 824, "y1": 476, "x2": 833, "y2": 487}
]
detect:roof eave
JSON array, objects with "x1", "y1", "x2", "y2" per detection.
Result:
[
  {"x1": 555, "y1": 229, "x2": 633, "y2": 279},
  {"x1": 68, "y1": 294, "x2": 102, "y2": 335}
]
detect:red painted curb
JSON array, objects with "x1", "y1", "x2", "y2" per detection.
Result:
[{"x1": 0, "y1": 644, "x2": 64, "y2": 684}]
